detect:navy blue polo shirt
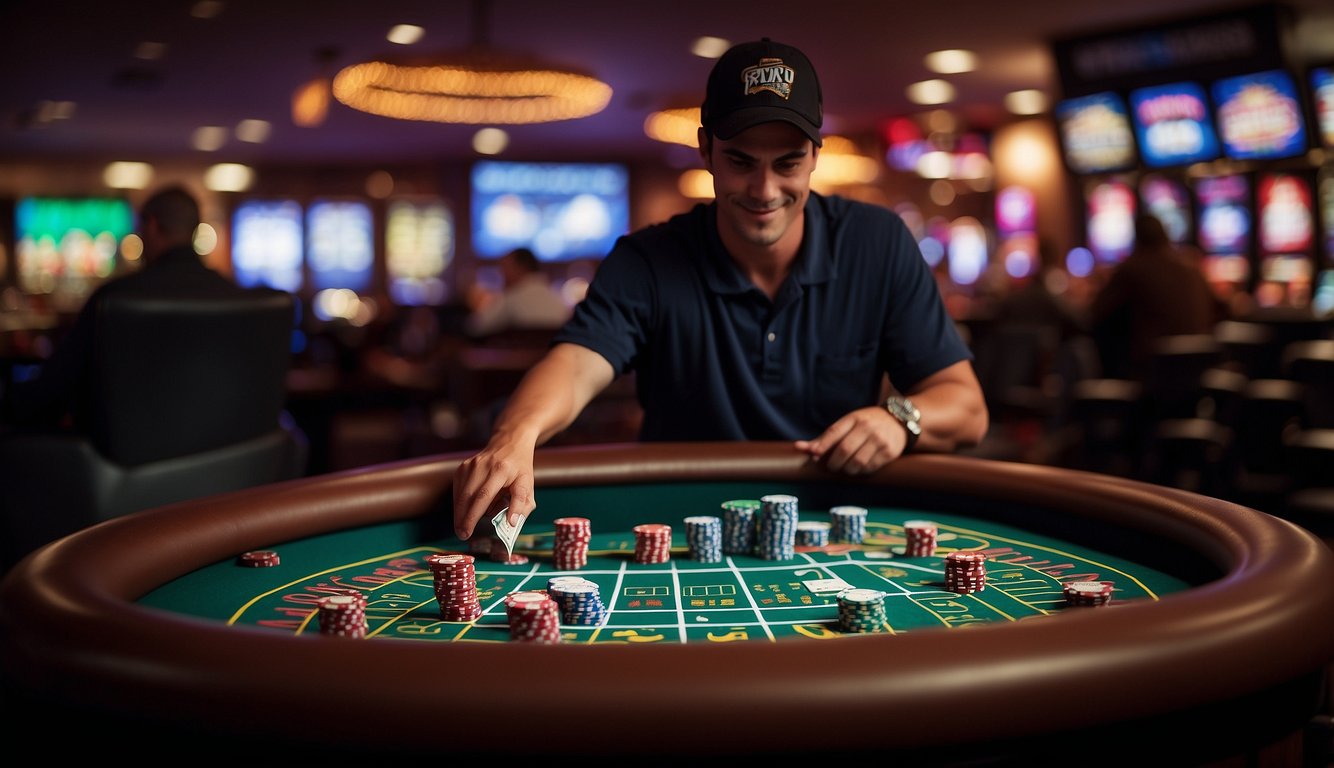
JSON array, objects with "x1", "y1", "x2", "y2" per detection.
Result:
[{"x1": 553, "y1": 193, "x2": 970, "y2": 441}]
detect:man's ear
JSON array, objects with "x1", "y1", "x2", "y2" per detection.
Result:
[{"x1": 698, "y1": 129, "x2": 711, "y2": 170}]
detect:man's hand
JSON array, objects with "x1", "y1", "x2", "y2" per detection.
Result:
[
  {"x1": 452, "y1": 434, "x2": 538, "y2": 540},
  {"x1": 794, "y1": 406, "x2": 907, "y2": 474},
  {"x1": 795, "y1": 361, "x2": 989, "y2": 474}
]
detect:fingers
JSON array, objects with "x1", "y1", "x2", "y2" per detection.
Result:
[
  {"x1": 452, "y1": 452, "x2": 532, "y2": 540},
  {"x1": 819, "y1": 408, "x2": 898, "y2": 475}
]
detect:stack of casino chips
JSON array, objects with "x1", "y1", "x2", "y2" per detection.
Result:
[
  {"x1": 426, "y1": 553, "x2": 483, "y2": 622},
  {"x1": 237, "y1": 550, "x2": 280, "y2": 567},
  {"x1": 836, "y1": 588, "x2": 888, "y2": 633},
  {"x1": 1063, "y1": 581, "x2": 1114, "y2": 607},
  {"x1": 829, "y1": 506, "x2": 868, "y2": 544},
  {"x1": 553, "y1": 517, "x2": 592, "y2": 571},
  {"x1": 720, "y1": 499, "x2": 759, "y2": 555},
  {"x1": 504, "y1": 591, "x2": 562, "y2": 643},
  {"x1": 944, "y1": 551, "x2": 988, "y2": 594},
  {"x1": 547, "y1": 576, "x2": 607, "y2": 625},
  {"x1": 632, "y1": 523, "x2": 673, "y2": 564},
  {"x1": 489, "y1": 536, "x2": 529, "y2": 565},
  {"x1": 684, "y1": 515, "x2": 723, "y2": 562},
  {"x1": 757, "y1": 494, "x2": 799, "y2": 561},
  {"x1": 795, "y1": 520, "x2": 831, "y2": 548},
  {"x1": 316, "y1": 594, "x2": 367, "y2": 638},
  {"x1": 903, "y1": 520, "x2": 938, "y2": 557}
]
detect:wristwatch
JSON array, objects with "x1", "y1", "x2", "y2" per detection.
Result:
[{"x1": 884, "y1": 396, "x2": 921, "y2": 454}]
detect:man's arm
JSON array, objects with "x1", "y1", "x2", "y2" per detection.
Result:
[
  {"x1": 794, "y1": 359, "x2": 988, "y2": 474},
  {"x1": 451, "y1": 342, "x2": 615, "y2": 539}
]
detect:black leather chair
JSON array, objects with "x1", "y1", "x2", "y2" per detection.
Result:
[{"x1": 0, "y1": 288, "x2": 307, "y2": 570}]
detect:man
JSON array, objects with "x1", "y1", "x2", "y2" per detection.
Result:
[
  {"x1": 464, "y1": 247, "x2": 571, "y2": 337},
  {"x1": 452, "y1": 39, "x2": 987, "y2": 540},
  {"x1": 1089, "y1": 214, "x2": 1226, "y2": 380},
  {"x1": 4, "y1": 185, "x2": 238, "y2": 427}
]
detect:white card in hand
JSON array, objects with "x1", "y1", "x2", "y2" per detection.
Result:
[{"x1": 491, "y1": 507, "x2": 523, "y2": 557}]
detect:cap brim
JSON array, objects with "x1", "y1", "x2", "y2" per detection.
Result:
[{"x1": 711, "y1": 107, "x2": 823, "y2": 146}]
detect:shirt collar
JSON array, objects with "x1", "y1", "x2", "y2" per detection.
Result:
[{"x1": 702, "y1": 193, "x2": 835, "y2": 296}]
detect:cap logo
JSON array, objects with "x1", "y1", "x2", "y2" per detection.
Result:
[{"x1": 741, "y1": 57, "x2": 795, "y2": 100}]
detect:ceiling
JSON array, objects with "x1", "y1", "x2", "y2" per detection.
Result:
[{"x1": 3, "y1": 0, "x2": 1333, "y2": 167}]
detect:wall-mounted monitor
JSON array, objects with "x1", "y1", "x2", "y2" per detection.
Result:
[
  {"x1": 14, "y1": 196, "x2": 134, "y2": 302},
  {"x1": 386, "y1": 197, "x2": 453, "y2": 306},
  {"x1": 1128, "y1": 82, "x2": 1220, "y2": 167},
  {"x1": 1194, "y1": 175, "x2": 1252, "y2": 302},
  {"x1": 471, "y1": 161, "x2": 630, "y2": 262},
  {"x1": 306, "y1": 199, "x2": 373, "y2": 293},
  {"x1": 1312, "y1": 65, "x2": 1334, "y2": 150},
  {"x1": 1054, "y1": 92, "x2": 1137, "y2": 175},
  {"x1": 1085, "y1": 179, "x2": 1136, "y2": 263},
  {"x1": 1212, "y1": 69, "x2": 1308, "y2": 161},
  {"x1": 232, "y1": 199, "x2": 303, "y2": 293}
]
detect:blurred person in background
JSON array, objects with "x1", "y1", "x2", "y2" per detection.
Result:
[{"x1": 1089, "y1": 214, "x2": 1227, "y2": 380}]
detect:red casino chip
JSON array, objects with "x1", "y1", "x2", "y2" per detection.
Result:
[{"x1": 237, "y1": 550, "x2": 280, "y2": 567}]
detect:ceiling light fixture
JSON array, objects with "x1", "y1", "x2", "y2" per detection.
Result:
[
  {"x1": 333, "y1": 0, "x2": 611, "y2": 125},
  {"x1": 644, "y1": 107, "x2": 701, "y2": 147},
  {"x1": 906, "y1": 79, "x2": 956, "y2": 106},
  {"x1": 924, "y1": 50, "x2": 976, "y2": 75}
]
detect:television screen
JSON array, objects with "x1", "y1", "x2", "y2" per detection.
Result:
[
  {"x1": 386, "y1": 197, "x2": 453, "y2": 306},
  {"x1": 1085, "y1": 179, "x2": 1136, "y2": 263},
  {"x1": 232, "y1": 199, "x2": 303, "y2": 293},
  {"x1": 1055, "y1": 92, "x2": 1137, "y2": 175},
  {"x1": 471, "y1": 161, "x2": 630, "y2": 262},
  {"x1": 1128, "y1": 82, "x2": 1220, "y2": 167},
  {"x1": 306, "y1": 200, "x2": 373, "y2": 293},
  {"x1": 14, "y1": 196, "x2": 133, "y2": 301},
  {"x1": 1257, "y1": 173, "x2": 1314, "y2": 257},
  {"x1": 1195, "y1": 175, "x2": 1251, "y2": 255},
  {"x1": 1194, "y1": 175, "x2": 1252, "y2": 301},
  {"x1": 1139, "y1": 174, "x2": 1192, "y2": 243},
  {"x1": 1213, "y1": 69, "x2": 1308, "y2": 161},
  {"x1": 1313, "y1": 66, "x2": 1334, "y2": 149}
]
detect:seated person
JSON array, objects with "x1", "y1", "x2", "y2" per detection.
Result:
[
  {"x1": 464, "y1": 247, "x2": 572, "y2": 338},
  {"x1": 4, "y1": 185, "x2": 253, "y2": 428}
]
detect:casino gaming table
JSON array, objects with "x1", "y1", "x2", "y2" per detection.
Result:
[{"x1": 2, "y1": 442, "x2": 1333, "y2": 764}]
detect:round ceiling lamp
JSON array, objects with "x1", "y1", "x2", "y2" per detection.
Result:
[{"x1": 333, "y1": 1, "x2": 611, "y2": 125}]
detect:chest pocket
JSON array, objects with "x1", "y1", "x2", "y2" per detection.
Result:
[{"x1": 810, "y1": 345, "x2": 879, "y2": 426}]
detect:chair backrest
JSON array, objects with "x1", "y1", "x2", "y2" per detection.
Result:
[{"x1": 88, "y1": 288, "x2": 295, "y2": 466}]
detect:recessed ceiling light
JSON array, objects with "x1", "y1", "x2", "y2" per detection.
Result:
[
  {"x1": 103, "y1": 161, "x2": 154, "y2": 190},
  {"x1": 472, "y1": 127, "x2": 509, "y2": 155},
  {"x1": 235, "y1": 119, "x2": 271, "y2": 143},
  {"x1": 924, "y1": 50, "x2": 976, "y2": 75},
  {"x1": 192, "y1": 125, "x2": 227, "y2": 151},
  {"x1": 204, "y1": 163, "x2": 254, "y2": 192},
  {"x1": 906, "y1": 79, "x2": 955, "y2": 106},
  {"x1": 691, "y1": 36, "x2": 731, "y2": 59},
  {"x1": 1004, "y1": 89, "x2": 1048, "y2": 115},
  {"x1": 387, "y1": 25, "x2": 424, "y2": 45}
]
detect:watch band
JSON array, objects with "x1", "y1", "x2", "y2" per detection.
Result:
[{"x1": 885, "y1": 396, "x2": 922, "y2": 454}]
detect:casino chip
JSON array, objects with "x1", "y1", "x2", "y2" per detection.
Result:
[
  {"x1": 903, "y1": 520, "x2": 938, "y2": 557},
  {"x1": 316, "y1": 594, "x2": 366, "y2": 638},
  {"x1": 1063, "y1": 580, "x2": 1114, "y2": 607},
  {"x1": 237, "y1": 550, "x2": 280, "y2": 567},
  {"x1": 944, "y1": 551, "x2": 987, "y2": 594},
  {"x1": 426, "y1": 553, "x2": 483, "y2": 622}
]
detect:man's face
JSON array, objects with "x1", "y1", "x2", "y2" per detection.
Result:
[{"x1": 701, "y1": 121, "x2": 819, "y2": 250}]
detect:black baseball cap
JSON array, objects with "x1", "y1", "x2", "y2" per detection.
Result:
[{"x1": 701, "y1": 38, "x2": 823, "y2": 147}]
